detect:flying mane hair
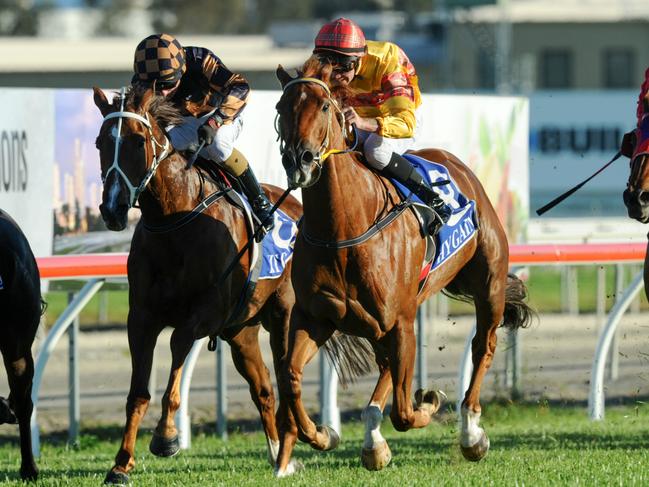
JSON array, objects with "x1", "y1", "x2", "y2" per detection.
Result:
[{"x1": 112, "y1": 83, "x2": 185, "y2": 127}]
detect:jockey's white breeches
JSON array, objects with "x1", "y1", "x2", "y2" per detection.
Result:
[
  {"x1": 355, "y1": 107, "x2": 424, "y2": 170},
  {"x1": 166, "y1": 111, "x2": 244, "y2": 163}
]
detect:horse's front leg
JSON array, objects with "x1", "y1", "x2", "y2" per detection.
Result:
[
  {"x1": 387, "y1": 322, "x2": 442, "y2": 432},
  {"x1": 222, "y1": 323, "x2": 279, "y2": 466},
  {"x1": 460, "y1": 297, "x2": 502, "y2": 462},
  {"x1": 2, "y1": 348, "x2": 38, "y2": 481},
  {"x1": 105, "y1": 311, "x2": 162, "y2": 485},
  {"x1": 361, "y1": 358, "x2": 393, "y2": 471},
  {"x1": 149, "y1": 326, "x2": 196, "y2": 457},
  {"x1": 275, "y1": 308, "x2": 335, "y2": 478}
]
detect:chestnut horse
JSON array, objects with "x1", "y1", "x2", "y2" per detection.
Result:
[
  {"x1": 273, "y1": 60, "x2": 533, "y2": 476},
  {"x1": 92, "y1": 85, "x2": 306, "y2": 485},
  {"x1": 623, "y1": 150, "x2": 649, "y2": 299},
  {"x1": 0, "y1": 209, "x2": 43, "y2": 481}
]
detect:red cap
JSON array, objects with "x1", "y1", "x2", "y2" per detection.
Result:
[{"x1": 314, "y1": 18, "x2": 366, "y2": 56}]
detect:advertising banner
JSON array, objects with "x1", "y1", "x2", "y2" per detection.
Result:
[
  {"x1": 50, "y1": 89, "x2": 530, "y2": 248},
  {"x1": 0, "y1": 89, "x2": 54, "y2": 257}
]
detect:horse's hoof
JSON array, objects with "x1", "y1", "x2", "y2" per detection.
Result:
[
  {"x1": 316, "y1": 424, "x2": 340, "y2": 451},
  {"x1": 460, "y1": 430, "x2": 490, "y2": 462},
  {"x1": 414, "y1": 388, "x2": 444, "y2": 416},
  {"x1": 361, "y1": 441, "x2": 392, "y2": 471},
  {"x1": 0, "y1": 397, "x2": 17, "y2": 424},
  {"x1": 104, "y1": 470, "x2": 129, "y2": 486},
  {"x1": 149, "y1": 433, "x2": 180, "y2": 457},
  {"x1": 19, "y1": 463, "x2": 38, "y2": 482},
  {"x1": 274, "y1": 459, "x2": 305, "y2": 478}
]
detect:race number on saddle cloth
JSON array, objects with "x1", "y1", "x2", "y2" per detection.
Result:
[
  {"x1": 238, "y1": 193, "x2": 298, "y2": 280},
  {"x1": 389, "y1": 154, "x2": 478, "y2": 281}
]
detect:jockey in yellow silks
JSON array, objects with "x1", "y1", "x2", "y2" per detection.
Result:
[{"x1": 313, "y1": 18, "x2": 452, "y2": 229}]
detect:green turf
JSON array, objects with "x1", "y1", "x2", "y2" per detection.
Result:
[{"x1": 1, "y1": 403, "x2": 648, "y2": 485}]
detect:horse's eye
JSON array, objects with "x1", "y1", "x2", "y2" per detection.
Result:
[{"x1": 322, "y1": 102, "x2": 330, "y2": 112}]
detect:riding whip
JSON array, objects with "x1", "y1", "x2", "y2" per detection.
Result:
[
  {"x1": 535, "y1": 150, "x2": 623, "y2": 216},
  {"x1": 185, "y1": 140, "x2": 206, "y2": 169}
]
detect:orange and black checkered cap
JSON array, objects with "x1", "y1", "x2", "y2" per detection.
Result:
[{"x1": 133, "y1": 34, "x2": 186, "y2": 83}]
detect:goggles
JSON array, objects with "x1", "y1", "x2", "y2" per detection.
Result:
[
  {"x1": 154, "y1": 77, "x2": 180, "y2": 92},
  {"x1": 319, "y1": 54, "x2": 360, "y2": 73}
]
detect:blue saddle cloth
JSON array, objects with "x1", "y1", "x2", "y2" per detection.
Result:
[
  {"x1": 389, "y1": 153, "x2": 478, "y2": 271},
  {"x1": 258, "y1": 207, "x2": 298, "y2": 279}
]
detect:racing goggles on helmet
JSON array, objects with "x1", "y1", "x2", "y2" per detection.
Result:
[
  {"x1": 154, "y1": 77, "x2": 180, "y2": 92},
  {"x1": 318, "y1": 54, "x2": 360, "y2": 73}
]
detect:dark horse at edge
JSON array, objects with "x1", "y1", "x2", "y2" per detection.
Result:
[{"x1": 0, "y1": 209, "x2": 44, "y2": 481}]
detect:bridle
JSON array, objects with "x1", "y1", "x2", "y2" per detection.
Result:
[
  {"x1": 275, "y1": 77, "x2": 357, "y2": 185},
  {"x1": 101, "y1": 87, "x2": 171, "y2": 208}
]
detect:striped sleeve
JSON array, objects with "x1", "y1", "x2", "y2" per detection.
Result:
[
  {"x1": 375, "y1": 47, "x2": 418, "y2": 138},
  {"x1": 199, "y1": 48, "x2": 250, "y2": 123}
]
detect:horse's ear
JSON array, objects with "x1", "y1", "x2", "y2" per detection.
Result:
[
  {"x1": 92, "y1": 86, "x2": 111, "y2": 117},
  {"x1": 276, "y1": 64, "x2": 293, "y2": 88}
]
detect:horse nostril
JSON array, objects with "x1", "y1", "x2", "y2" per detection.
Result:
[
  {"x1": 301, "y1": 151, "x2": 314, "y2": 164},
  {"x1": 639, "y1": 191, "x2": 649, "y2": 204}
]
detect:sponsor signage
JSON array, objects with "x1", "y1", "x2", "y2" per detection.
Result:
[{"x1": 0, "y1": 89, "x2": 54, "y2": 257}]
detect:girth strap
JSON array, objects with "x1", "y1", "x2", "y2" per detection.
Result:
[
  {"x1": 142, "y1": 188, "x2": 231, "y2": 233},
  {"x1": 301, "y1": 199, "x2": 413, "y2": 249}
]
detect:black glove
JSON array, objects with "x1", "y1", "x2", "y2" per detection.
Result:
[
  {"x1": 621, "y1": 130, "x2": 637, "y2": 159},
  {"x1": 197, "y1": 122, "x2": 217, "y2": 146}
]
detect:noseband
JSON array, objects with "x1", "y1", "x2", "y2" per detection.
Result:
[
  {"x1": 102, "y1": 87, "x2": 171, "y2": 208},
  {"x1": 275, "y1": 77, "x2": 356, "y2": 184}
]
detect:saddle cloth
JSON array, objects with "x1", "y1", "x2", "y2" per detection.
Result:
[
  {"x1": 389, "y1": 153, "x2": 478, "y2": 285},
  {"x1": 238, "y1": 194, "x2": 298, "y2": 280},
  {"x1": 0, "y1": 274, "x2": 3, "y2": 290}
]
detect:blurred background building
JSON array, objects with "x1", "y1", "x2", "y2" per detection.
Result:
[
  {"x1": 3, "y1": 0, "x2": 647, "y2": 93},
  {"x1": 3, "y1": 0, "x2": 647, "y2": 236}
]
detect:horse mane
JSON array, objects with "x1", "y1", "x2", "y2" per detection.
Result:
[{"x1": 113, "y1": 84, "x2": 185, "y2": 127}]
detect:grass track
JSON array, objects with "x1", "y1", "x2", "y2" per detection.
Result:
[{"x1": 1, "y1": 403, "x2": 648, "y2": 485}]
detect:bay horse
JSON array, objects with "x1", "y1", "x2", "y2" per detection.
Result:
[
  {"x1": 623, "y1": 148, "x2": 649, "y2": 299},
  {"x1": 92, "y1": 85, "x2": 309, "y2": 485},
  {"x1": 273, "y1": 60, "x2": 533, "y2": 476},
  {"x1": 0, "y1": 209, "x2": 44, "y2": 481}
]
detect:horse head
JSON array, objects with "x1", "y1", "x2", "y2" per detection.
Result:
[
  {"x1": 623, "y1": 153, "x2": 649, "y2": 222},
  {"x1": 93, "y1": 85, "x2": 175, "y2": 231},
  {"x1": 275, "y1": 59, "x2": 347, "y2": 189}
]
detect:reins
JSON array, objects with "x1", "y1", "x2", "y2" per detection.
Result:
[{"x1": 536, "y1": 150, "x2": 623, "y2": 216}]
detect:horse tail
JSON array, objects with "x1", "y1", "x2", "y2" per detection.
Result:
[
  {"x1": 442, "y1": 273, "x2": 535, "y2": 330},
  {"x1": 502, "y1": 273, "x2": 535, "y2": 330},
  {"x1": 322, "y1": 332, "x2": 375, "y2": 388}
]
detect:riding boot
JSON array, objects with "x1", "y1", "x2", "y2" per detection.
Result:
[
  {"x1": 381, "y1": 152, "x2": 452, "y2": 235},
  {"x1": 237, "y1": 165, "x2": 275, "y2": 242}
]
